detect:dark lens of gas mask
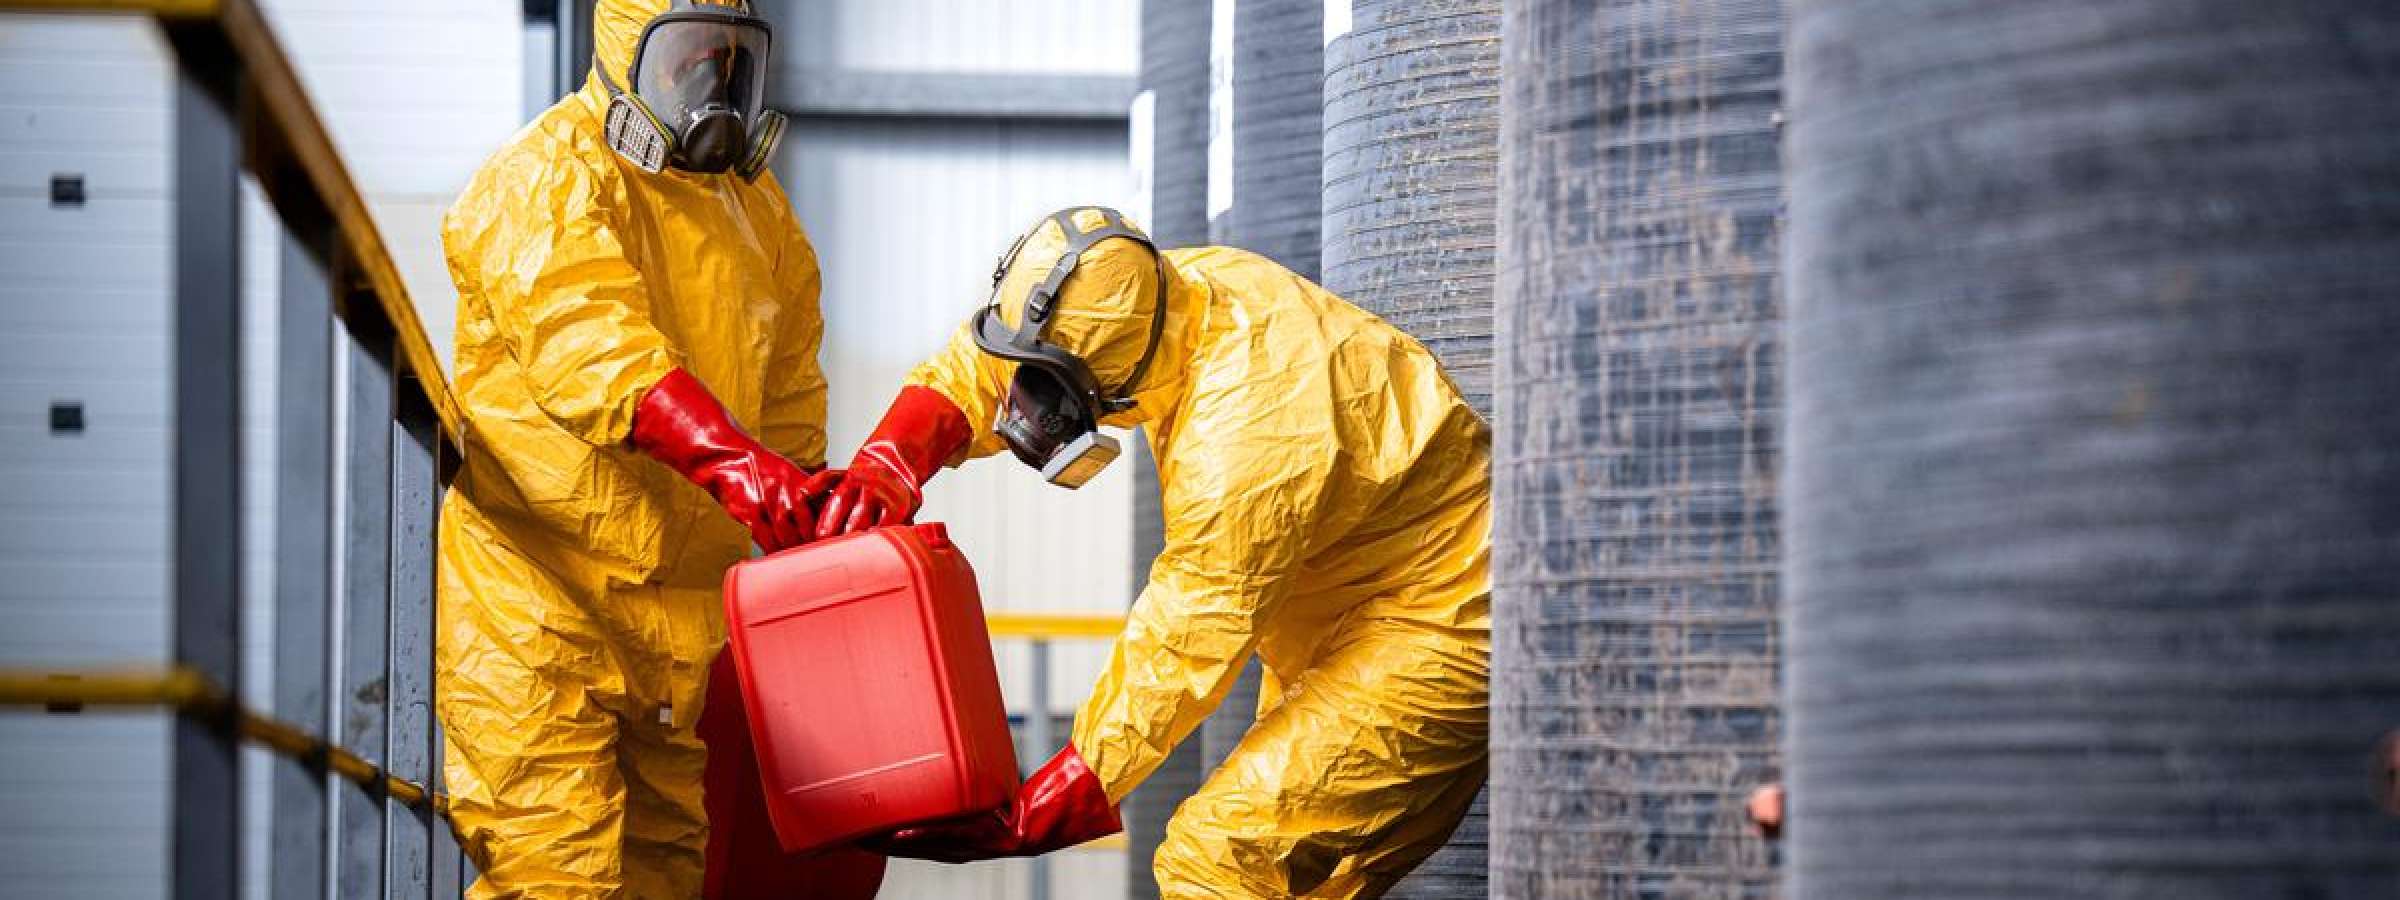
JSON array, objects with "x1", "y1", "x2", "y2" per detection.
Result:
[{"x1": 997, "y1": 365, "x2": 1093, "y2": 471}]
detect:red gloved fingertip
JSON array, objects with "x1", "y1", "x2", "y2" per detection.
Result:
[
  {"x1": 843, "y1": 496, "x2": 881, "y2": 538},
  {"x1": 814, "y1": 488, "x2": 854, "y2": 541}
]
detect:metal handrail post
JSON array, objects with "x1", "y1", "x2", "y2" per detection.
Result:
[
  {"x1": 169, "y1": 28, "x2": 244, "y2": 900},
  {"x1": 271, "y1": 227, "x2": 337, "y2": 900},
  {"x1": 337, "y1": 313, "x2": 396, "y2": 896},
  {"x1": 387, "y1": 386, "x2": 441, "y2": 896},
  {"x1": 1026, "y1": 639, "x2": 1053, "y2": 900}
]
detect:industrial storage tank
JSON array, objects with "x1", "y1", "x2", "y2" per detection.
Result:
[
  {"x1": 1494, "y1": 0, "x2": 1786, "y2": 896},
  {"x1": 1323, "y1": 0, "x2": 1500, "y2": 415},
  {"x1": 1783, "y1": 1, "x2": 2400, "y2": 896},
  {"x1": 1197, "y1": 0, "x2": 1324, "y2": 776},
  {"x1": 1125, "y1": 0, "x2": 1213, "y2": 895},
  {"x1": 1206, "y1": 0, "x2": 1324, "y2": 276},
  {"x1": 1321, "y1": 0, "x2": 1501, "y2": 895}
]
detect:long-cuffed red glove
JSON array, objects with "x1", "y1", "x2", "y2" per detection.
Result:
[
  {"x1": 866, "y1": 744, "x2": 1121, "y2": 863},
  {"x1": 628, "y1": 368, "x2": 833, "y2": 553},
  {"x1": 814, "y1": 385, "x2": 972, "y2": 539}
]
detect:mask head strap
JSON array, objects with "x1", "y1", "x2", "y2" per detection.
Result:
[{"x1": 987, "y1": 207, "x2": 1171, "y2": 414}]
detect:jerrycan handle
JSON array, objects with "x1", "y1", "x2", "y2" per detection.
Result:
[{"x1": 913, "y1": 521, "x2": 954, "y2": 552}]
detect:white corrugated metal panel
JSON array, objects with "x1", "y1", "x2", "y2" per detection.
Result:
[
  {"x1": 776, "y1": 0, "x2": 1137, "y2": 76},
  {"x1": 0, "y1": 15, "x2": 175, "y2": 898},
  {"x1": 254, "y1": 0, "x2": 524, "y2": 371}
]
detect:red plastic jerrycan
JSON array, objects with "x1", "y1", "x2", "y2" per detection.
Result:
[{"x1": 722, "y1": 522, "x2": 1020, "y2": 853}]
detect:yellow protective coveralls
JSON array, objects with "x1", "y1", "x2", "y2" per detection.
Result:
[
  {"x1": 433, "y1": 0, "x2": 825, "y2": 894},
  {"x1": 908, "y1": 210, "x2": 1491, "y2": 898}
]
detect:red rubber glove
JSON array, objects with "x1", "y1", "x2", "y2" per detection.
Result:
[
  {"x1": 867, "y1": 744, "x2": 1121, "y2": 863},
  {"x1": 629, "y1": 368, "x2": 833, "y2": 553},
  {"x1": 815, "y1": 385, "x2": 972, "y2": 539}
]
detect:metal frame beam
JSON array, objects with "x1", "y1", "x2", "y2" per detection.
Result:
[
  {"x1": 771, "y1": 68, "x2": 1135, "y2": 121},
  {"x1": 272, "y1": 227, "x2": 337, "y2": 900},
  {"x1": 169, "y1": 27, "x2": 244, "y2": 900},
  {"x1": 337, "y1": 311, "x2": 395, "y2": 897},
  {"x1": 385, "y1": 384, "x2": 440, "y2": 897}
]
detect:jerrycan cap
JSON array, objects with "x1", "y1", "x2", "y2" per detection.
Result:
[{"x1": 913, "y1": 521, "x2": 952, "y2": 550}]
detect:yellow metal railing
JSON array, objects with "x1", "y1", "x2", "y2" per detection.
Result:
[
  {"x1": 985, "y1": 611, "x2": 1128, "y2": 641},
  {"x1": 0, "y1": 667, "x2": 443, "y2": 810}
]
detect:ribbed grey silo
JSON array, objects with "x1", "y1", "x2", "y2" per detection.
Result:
[
  {"x1": 1323, "y1": 0, "x2": 1501, "y2": 417},
  {"x1": 1322, "y1": 1, "x2": 1501, "y2": 894},
  {"x1": 1784, "y1": 2, "x2": 2400, "y2": 897},
  {"x1": 1494, "y1": 0, "x2": 1786, "y2": 896},
  {"x1": 1198, "y1": 0, "x2": 1324, "y2": 779},
  {"x1": 1125, "y1": 1, "x2": 1212, "y2": 896},
  {"x1": 1206, "y1": 0, "x2": 1324, "y2": 277},
  {"x1": 1138, "y1": 0, "x2": 1211, "y2": 251}
]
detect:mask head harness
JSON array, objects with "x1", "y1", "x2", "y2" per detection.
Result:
[
  {"x1": 595, "y1": 0, "x2": 787, "y2": 179},
  {"x1": 970, "y1": 207, "x2": 1171, "y2": 489}
]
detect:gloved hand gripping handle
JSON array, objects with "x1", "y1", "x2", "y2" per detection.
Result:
[
  {"x1": 814, "y1": 385, "x2": 973, "y2": 539},
  {"x1": 629, "y1": 367, "x2": 834, "y2": 553}
]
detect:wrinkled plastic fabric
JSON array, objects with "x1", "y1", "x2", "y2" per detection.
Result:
[
  {"x1": 907, "y1": 211, "x2": 1492, "y2": 899},
  {"x1": 434, "y1": 0, "x2": 833, "y2": 895}
]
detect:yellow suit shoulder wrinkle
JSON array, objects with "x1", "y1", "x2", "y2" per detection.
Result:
[
  {"x1": 906, "y1": 214, "x2": 1489, "y2": 899},
  {"x1": 434, "y1": 1, "x2": 827, "y2": 896}
]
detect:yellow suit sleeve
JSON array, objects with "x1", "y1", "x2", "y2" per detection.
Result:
[
  {"x1": 760, "y1": 209, "x2": 828, "y2": 468},
  {"x1": 459, "y1": 152, "x2": 676, "y2": 446},
  {"x1": 903, "y1": 318, "x2": 1016, "y2": 463},
  {"x1": 1068, "y1": 371, "x2": 1340, "y2": 802}
]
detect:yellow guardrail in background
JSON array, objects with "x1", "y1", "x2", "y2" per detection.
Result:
[
  {"x1": 984, "y1": 612, "x2": 1127, "y2": 641},
  {"x1": 0, "y1": 667, "x2": 443, "y2": 811}
]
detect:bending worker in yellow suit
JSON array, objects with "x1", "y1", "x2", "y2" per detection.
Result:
[
  {"x1": 821, "y1": 207, "x2": 1492, "y2": 898},
  {"x1": 435, "y1": 1, "x2": 877, "y2": 895}
]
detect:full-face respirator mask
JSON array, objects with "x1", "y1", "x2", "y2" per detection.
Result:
[
  {"x1": 969, "y1": 209, "x2": 1171, "y2": 489},
  {"x1": 596, "y1": 0, "x2": 786, "y2": 179}
]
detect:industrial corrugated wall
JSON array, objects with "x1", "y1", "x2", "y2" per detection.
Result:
[
  {"x1": 0, "y1": 24, "x2": 190, "y2": 895},
  {"x1": 1122, "y1": 1, "x2": 1213, "y2": 895},
  {"x1": 1196, "y1": 0, "x2": 1323, "y2": 777},
  {"x1": 1784, "y1": 1, "x2": 2400, "y2": 896},
  {"x1": 1321, "y1": 1, "x2": 1500, "y2": 895},
  {"x1": 1494, "y1": 0, "x2": 1785, "y2": 896}
]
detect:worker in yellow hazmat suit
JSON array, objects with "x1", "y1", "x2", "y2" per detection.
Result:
[
  {"x1": 435, "y1": 1, "x2": 881, "y2": 896},
  {"x1": 823, "y1": 207, "x2": 1491, "y2": 899}
]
